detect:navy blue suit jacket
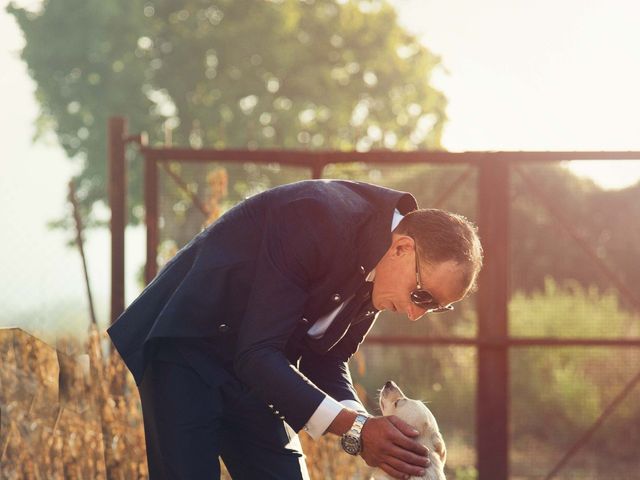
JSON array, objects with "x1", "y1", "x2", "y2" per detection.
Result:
[{"x1": 108, "y1": 179, "x2": 417, "y2": 431}]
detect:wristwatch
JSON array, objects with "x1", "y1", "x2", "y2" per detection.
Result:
[{"x1": 340, "y1": 413, "x2": 369, "y2": 455}]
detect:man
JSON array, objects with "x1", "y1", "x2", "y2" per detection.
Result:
[{"x1": 108, "y1": 179, "x2": 483, "y2": 479}]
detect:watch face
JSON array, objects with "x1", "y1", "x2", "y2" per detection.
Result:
[{"x1": 341, "y1": 434, "x2": 361, "y2": 455}]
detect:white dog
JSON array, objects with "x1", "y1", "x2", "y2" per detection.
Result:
[{"x1": 376, "y1": 381, "x2": 447, "y2": 480}]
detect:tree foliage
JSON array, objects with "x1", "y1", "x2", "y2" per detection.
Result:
[
  {"x1": 8, "y1": 0, "x2": 447, "y2": 226},
  {"x1": 9, "y1": 0, "x2": 640, "y2": 299}
]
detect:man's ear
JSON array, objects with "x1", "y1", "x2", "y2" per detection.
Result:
[{"x1": 391, "y1": 234, "x2": 415, "y2": 257}]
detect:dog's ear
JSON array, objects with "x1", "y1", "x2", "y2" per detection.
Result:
[{"x1": 433, "y1": 433, "x2": 447, "y2": 464}]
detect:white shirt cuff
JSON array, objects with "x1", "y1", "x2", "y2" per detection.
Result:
[{"x1": 302, "y1": 396, "x2": 368, "y2": 440}]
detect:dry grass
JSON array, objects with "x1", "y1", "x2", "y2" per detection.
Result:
[
  {"x1": 0, "y1": 327, "x2": 373, "y2": 480},
  {"x1": 0, "y1": 327, "x2": 146, "y2": 479}
]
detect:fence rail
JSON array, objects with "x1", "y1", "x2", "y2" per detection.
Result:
[{"x1": 108, "y1": 116, "x2": 640, "y2": 480}]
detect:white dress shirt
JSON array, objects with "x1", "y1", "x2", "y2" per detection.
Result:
[{"x1": 302, "y1": 209, "x2": 404, "y2": 438}]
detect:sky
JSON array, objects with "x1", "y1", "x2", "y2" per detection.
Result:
[
  {"x1": 1, "y1": 0, "x2": 639, "y2": 337},
  {"x1": 392, "y1": 0, "x2": 640, "y2": 185}
]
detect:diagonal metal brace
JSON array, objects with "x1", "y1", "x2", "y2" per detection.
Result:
[
  {"x1": 544, "y1": 368, "x2": 640, "y2": 479},
  {"x1": 514, "y1": 165, "x2": 640, "y2": 311}
]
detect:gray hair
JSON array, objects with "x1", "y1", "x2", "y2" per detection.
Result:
[{"x1": 394, "y1": 209, "x2": 483, "y2": 294}]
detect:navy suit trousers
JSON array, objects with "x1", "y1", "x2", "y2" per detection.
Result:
[{"x1": 138, "y1": 342, "x2": 311, "y2": 479}]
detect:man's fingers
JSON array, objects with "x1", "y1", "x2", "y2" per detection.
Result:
[
  {"x1": 395, "y1": 436, "x2": 429, "y2": 458},
  {"x1": 379, "y1": 462, "x2": 412, "y2": 480},
  {"x1": 361, "y1": 415, "x2": 430, "y2": 475},
  {"x1": 387, "y1": 427, "x2": 429, "y2": 457},
  {"x1": 383, "y1": 456, "x2": 428, "y2": 479},
  {"x1": 388, "y1": 445, "x2": 431, "y2": 468},
  {"x1": 387, "y1": 414, "x2": 420, "y2": 437}
]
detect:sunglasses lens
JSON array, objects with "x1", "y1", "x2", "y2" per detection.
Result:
[{"x1": 410, "y1": 289, "x2": 435, "y2": 306}]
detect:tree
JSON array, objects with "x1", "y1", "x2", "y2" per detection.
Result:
[{"x1": 8, "y1": 0, "x2": 447, "y2": 230}]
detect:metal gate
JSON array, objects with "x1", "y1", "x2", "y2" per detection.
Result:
[{"x1": 109, "y1": 116, "x2": 640, "y2": 479}]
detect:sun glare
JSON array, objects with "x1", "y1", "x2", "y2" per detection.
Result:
[
  {"x1": 392, "y1": 0, "x2": 640, "y2": 191},
  {"x1": 565, "y1": 160, "x2": 640, "y2": 190}
]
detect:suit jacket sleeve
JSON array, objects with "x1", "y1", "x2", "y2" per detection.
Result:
[
  {"x1": 233, "y1": 198, "x2": 343, "y2": 432},
  {"x1": 298, "y1": 314, "x2": 377, "y2": 411}
]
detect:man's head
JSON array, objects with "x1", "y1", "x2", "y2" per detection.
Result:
[{"x1": 372, "y1": 209, "x2": 483, "y2": 321}]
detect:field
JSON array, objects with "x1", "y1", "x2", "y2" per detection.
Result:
[
  {"x1": 0, "y1": 327, "x2": 374, "y2": 479},
  {"x1": 2, "y1": 281, "x2": 640, "y2": 480}
]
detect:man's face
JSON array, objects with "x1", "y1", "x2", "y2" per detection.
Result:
[{"x1": 371, "y1": 234, "x2": 467, "y2": 321}]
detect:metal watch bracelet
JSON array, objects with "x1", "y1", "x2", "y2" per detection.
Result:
[{"x1": 340, "y1": 413, "x2": 369, "y2": 456}]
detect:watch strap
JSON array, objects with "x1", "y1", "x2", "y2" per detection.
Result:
[
  {"x1": 348, "y1": 413, "x2": 369, "y2": 436},
  {"x1": 340, "y1": 413, "x2": 369, "y2": 456}
]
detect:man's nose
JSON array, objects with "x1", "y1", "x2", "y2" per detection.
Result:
[{"x1": 407, "y1": 303, "x2": 427, "y2": 321}]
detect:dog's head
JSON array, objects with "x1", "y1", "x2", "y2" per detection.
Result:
[{"x1": 379, "y1": 381, "x2": 447, "y2": 473}]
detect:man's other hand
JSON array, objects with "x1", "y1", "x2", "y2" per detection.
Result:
[{"x1": 360, "y1": 415, "x2": 430, "y2": 479}]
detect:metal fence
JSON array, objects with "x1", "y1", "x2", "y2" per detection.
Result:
[{"x1": 109, "y1": 116, "x2": 640, "y2": 480}]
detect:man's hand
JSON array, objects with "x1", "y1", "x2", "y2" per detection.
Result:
[{"x1": 360, "y1": 415, "x2": 430, "y2": 479}]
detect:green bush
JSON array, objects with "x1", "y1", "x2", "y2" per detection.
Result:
[{"x1": 509, "y1": 278, "x2": 640, "y2": 453}]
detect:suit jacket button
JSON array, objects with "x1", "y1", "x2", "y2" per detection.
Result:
[
  {"x1": 360, "y1": 265, "x2": 366, "y2": 274},
  {"x1": 332, "y1": 293, "x2": 342, "y2": 303},
  {"x1": 218, "y1": 324, "x2": 230, "y2": 333}
]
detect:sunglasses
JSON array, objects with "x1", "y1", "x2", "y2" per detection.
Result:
[{"x1": 410, "y1": 242, "x2": 454, "y2": 314}]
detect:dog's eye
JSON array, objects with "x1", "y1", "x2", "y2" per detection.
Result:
[{"x1": 394, "y1": 398, "x2": 406, "y2": 407}]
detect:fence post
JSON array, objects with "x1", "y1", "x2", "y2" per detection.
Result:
[
  {"x1": 144, "y1": 137, "x2": 158, "y2": 285},
  {"x1": 108, "y1": 117, "x2": 127, "y2": 325},
  {"x1": 476, "y1": 158, "x2": 510, "y2": 480},
  {"x1": 310, "y1": 160, "x2": 324, "y2": 179}
]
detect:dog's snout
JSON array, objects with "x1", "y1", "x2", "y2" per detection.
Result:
[{"x1": 380, "y1": 380, "x2": 405, "y2": 404}]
